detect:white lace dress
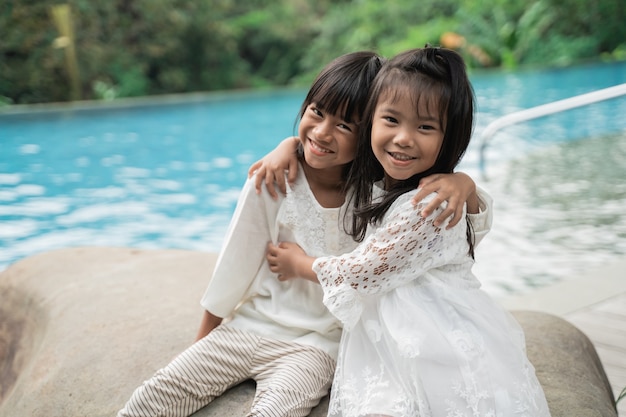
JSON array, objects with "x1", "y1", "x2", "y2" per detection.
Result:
[{"x1": 313, "y1": 191, "x2": 551, "y2": 417}]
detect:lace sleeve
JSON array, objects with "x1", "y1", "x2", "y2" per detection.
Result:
[{"x1": 313, "y1": 193, "x2": 468, "y2": 328}]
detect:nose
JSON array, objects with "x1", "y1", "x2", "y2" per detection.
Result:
[
  {"x1": 313, "y1": 119, "x2": 334, "y2": 143},
  {"x1": 392, "y1": 127, "x2": 413, "y2": 148}
]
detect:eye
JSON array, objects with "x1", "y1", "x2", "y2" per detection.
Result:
[
  {"x1": 383, "y1": 116, "x2": 398, "y2": 124},
  {"x1": 338, "y1": 122, "x2": 353, "y2": 132},
  {"x1": 309, "y1": 106, "x2": 323, "y2": 117}
]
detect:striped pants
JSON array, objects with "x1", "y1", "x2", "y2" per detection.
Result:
[{"x1": 117, "y1": 325, "x2": 336, "y2": 417}]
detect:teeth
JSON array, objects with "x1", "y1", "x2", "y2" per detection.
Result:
[
  {"x1": 311, "y1": 140, "x2": 331, "y2": 153},
  {"x1": 389, "y1": 152, "x2": 413, "y2": 161}
]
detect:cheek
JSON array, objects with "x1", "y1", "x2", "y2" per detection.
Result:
[
  {"x1": 370, "y1": 125, "x2": 385, "y2": 148},
  {"x1": 371, "y1": 122, "x2": 383, "y2": 139},
  {"x1": 342, "y1": 138, "x2": 358, "y2": 161},
  {"x1": 427, "y1": 138, "x2": 444, "y2": 162},
  {"x1": 298, "y1": 112, "x2": 318, "y2": 134},
  {"x1": 297, "y1": 118, "x2": 309, "y2": 138}
]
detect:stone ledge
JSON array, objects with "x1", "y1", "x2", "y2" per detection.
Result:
[
  {"x1": 0, "y1": 247, "x2": 617, "y2": 417},
  {"x1": 511, "y1": 311, "x2": 617, "y2": 417}
]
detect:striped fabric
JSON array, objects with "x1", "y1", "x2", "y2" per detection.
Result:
[{"x1": 118, "y1": 325, "x2": 335, "y2": 417}]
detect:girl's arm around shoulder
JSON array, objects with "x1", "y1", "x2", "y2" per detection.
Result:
[
  {"x1": 409, "y1": 172, "x2": 492, "y2": 246},
  {"x1": 248, "y1": 136, "x2": 300, "y2": 199},
  {"x1": 411, "y1": 172, "x2": 477, "y2": 229}
]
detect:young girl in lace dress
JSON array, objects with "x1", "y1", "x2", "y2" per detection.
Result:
[
  {"x1": 266, "y1": 47, "x2": 551, "y2": 417},
  {"x1": 118, "y1": 51, "x2": 488, "y2": 417}
]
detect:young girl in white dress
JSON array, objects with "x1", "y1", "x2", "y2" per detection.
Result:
[{"x1": 266, "y1": 47, "x2": 551, "y2": 417}]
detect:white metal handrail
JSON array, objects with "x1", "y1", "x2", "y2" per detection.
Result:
[{"x1": 478, "y1": 82, "x2": 626, "y2": 175}]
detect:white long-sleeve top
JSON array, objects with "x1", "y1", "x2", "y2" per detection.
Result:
[{"x1": 201, "y1": 164, "x2": 493, "y2": 359}]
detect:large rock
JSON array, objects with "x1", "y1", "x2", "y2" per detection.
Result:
[
  {"x1": 511, "y1": 311, "x2": 617, "y2": 417},
  {"x1": 0, "y1": 247, "x2": 328, "y2": 417},
  {"x1": 0, "y1": 247, "x2": 617, "y2": 416}
]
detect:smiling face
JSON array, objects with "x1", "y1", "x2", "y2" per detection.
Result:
[
  {"x1": 370, "y1": 90, "x2": 445, "y2": 188},
  {"x1": 298, "y1": 102, "x2": 358, "y2": 171}
]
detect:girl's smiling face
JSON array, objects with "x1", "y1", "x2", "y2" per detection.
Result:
[
  {"x1": 370, "y1": 90, "x2": 445, "y2": 188},
  {"x1": 298, "y1": 102, "x2": 358, "y2": 170}
]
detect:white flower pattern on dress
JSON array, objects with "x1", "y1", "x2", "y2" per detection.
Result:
[
  {"x1": 318, "y1": 192, "x2": 551, "y2": 417},
  {"x1": 330, "y1": 363, "x2": 420, "y2": 417},
  {"x1": 282, "y1": 178, "x2": 355, "y2": 257},
  {"x1": 396, "y1": 334, "x2": 422, "y2": 358},
  {"x1": 448, "y1": 329, "x2": 485, "y2": 360},
  {"x1": 364, "y1": 320, "x2": 383, "y2": 342}
]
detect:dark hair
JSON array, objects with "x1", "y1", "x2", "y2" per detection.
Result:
[
  {"x1": 294, "y1": 51, "x2": 386, "y2": 180},
  {"x1": 347, "y1": 47, "x2": 476, "y2": 255}
]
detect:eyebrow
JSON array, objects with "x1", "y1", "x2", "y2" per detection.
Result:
[
  {"x1": 418, "y1": 115, "x2": 440, "y2": 124},
  {"x1": 379, "y1": 106, "x2": 440, "y2": 124}
]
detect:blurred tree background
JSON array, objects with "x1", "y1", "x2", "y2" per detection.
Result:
[{"x1": 1, "y1": 0, "x2": 625, "y2": 105}]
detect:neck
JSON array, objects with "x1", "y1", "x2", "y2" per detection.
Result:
[
  {"x1": 301, "y1": 160, "x2": 345, "y2": 190},
  {"x1": 301, "y1": 160, "x2": 347, "y2": 208},
  {"x1": 383, "y1": 174, "x2": 397, "y2": 190}
]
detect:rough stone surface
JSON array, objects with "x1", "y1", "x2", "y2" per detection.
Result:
[
  {"x1": 511, "y1": 311, "x2": 618, "y2": 417},
  {"x1": 0, "y1": 247, "x2": 617, "y2": 417}
]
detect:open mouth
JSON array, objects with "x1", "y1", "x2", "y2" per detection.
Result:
[
  {"x1": 309, "y1": 139, "x2": 333, "y2": 154},
  {"x1": 388, "y1": 151, "x2": 415, "y2": 161}
]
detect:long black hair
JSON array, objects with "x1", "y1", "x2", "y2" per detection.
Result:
[
  {"x1": 294, "y1": 51, "x2": 386, "y2": 180},
  {"x1": 347, "y1": 47, "x2": 476, "y2": 255}
]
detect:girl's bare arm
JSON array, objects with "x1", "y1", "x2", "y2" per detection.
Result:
[
  {"x1": 194, "y1": 310, "x2": 224, "y2": 342},
  {"x1": 248, "y1": 136, "x2": 300, "y2": 199}
]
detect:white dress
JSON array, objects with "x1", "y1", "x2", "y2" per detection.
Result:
[{"x1": 313, "y1": 190, "x2": 551, "y2": 417}]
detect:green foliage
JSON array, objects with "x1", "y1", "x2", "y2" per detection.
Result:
[
  {"x1": 298, "y1": 0, "x2": 459, "y2": 76},
  {"x1": 605, "y1": 44, "x2": 626, "y2": 61},
  {"x1": 383, "y1": 18, "x2": 459, "y2": 57},
  {"x1": 1, "y1": 2, "x2": 65, "y2": 103},
  {"x1": 0, "y1": 96, "x2": 13, "y2": 107},
  {"x1": 2, "y1": 0, "x2": 624, "y2": 104},
  {"x1": 455, "y1": 0, "x2": 626, "y2": 69}
]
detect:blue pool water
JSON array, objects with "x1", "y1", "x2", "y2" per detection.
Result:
[{"x1": 2, "y1": 60, "x2": 626, "y2": 296}]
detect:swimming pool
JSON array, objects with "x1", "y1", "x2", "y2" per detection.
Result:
[{"x1": 2, "y1": 60, "x2": 626, "y2": 296}]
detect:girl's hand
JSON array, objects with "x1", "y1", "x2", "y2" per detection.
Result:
[
  {"x1": 266, "y1": 241, "x2": 317, "y2": 282},
  {"x1": 248, "y1": 136, "x2": 300, "y2": 199},
  {"x1": 411, "y1": 172, "x2": 478, "y2": 229}
]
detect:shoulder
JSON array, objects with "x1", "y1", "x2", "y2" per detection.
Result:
[
  {"x1": 285, "y1": 163, "x2": 325, "y2": 207},
  {"x1": 245, "y1": 163, "x2": 307, "y2": 201},
  {"x1": 384, "y1": 190, "x2": 463, "y2": 232},
  {"x1": 237, "y1": 174, "x2": 285, "y2": 211},
  {"x1": 390, "y1": 189, "x2": 439, "y2": 214},
  {"x1": 378, "y1": 191, "x2": 423, "y2": 227},
  {"x1": 284, "y1": 161, "x2": 307, "y2": 193}
]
